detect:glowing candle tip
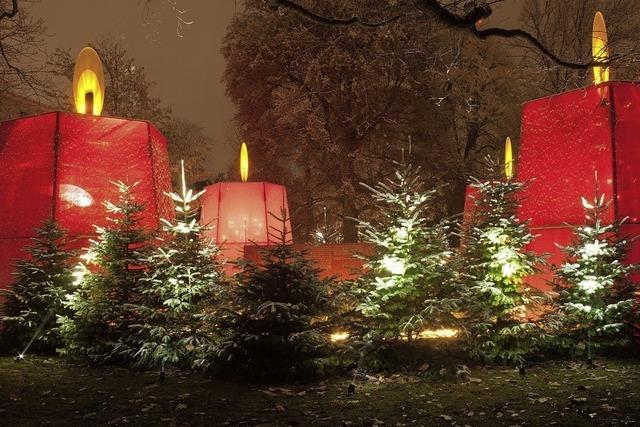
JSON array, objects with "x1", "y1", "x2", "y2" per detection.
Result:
[
  {"x1": 72, "y1": 47, "x2": 105, "y2": 115},
  {"x1": 240, "y1": 142, "x2": 249, "y2": 182},
  {"x1": 592, "y1": 11, "x2": 610, "y2": 85},
  {"x1": 504, "y1": 136, "x2": 513, "y2": 179}
]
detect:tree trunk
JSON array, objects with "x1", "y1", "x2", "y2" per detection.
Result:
[
  {"x1": 447, "y1": 174, "x2": 468, "y2": 218},
  {"x1": 341, "y1": 200, "x2": 359, "y2": 243}
]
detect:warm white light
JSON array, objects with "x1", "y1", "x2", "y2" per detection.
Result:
[
  {"x1": 580, "y1": 240, "x2": 606, "y2": 259},
  {"x1": 380, "y1": 255, "x2": 406, "y2": 275},
  {"x1": 577, "y1": 277, "x2": 603, "y2": 295},
  {"x1": 330, "y1": 331, "x2": 349, "y2": 342},
  {"x1": 399, "y1": 328, "x2": 460, "y2": 340},
  {"x1": 418, "y1": 328, "x2": 459, "y2": 339},
  {"x1": 60, "y1": 184, "x2": 94, "y2": 208}
]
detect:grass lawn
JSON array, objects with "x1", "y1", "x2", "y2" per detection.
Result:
[{"x1": 0, "y1": 356, "x2": 639, "y2": 426}]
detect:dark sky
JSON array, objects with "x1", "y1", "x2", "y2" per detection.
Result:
[
  {"x1": 30, "y1": 0, "x2": 524, "y2": 176},
  {"x1": 30, "y1": 0, "x2": 238, "y2": 175}
]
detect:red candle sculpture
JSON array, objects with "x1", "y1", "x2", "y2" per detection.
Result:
[
  {"x1": 0, "y1": 47, "x2": 173, "y2": 288},
  {"x1": 200, "y1": 143, "x2": 292, "y2": 261},
  {"x1": 517, "y1": 12, "x2": 640, "y2": 287}
]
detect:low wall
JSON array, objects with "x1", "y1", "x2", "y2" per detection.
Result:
[{"x1": 243, "y1": 243, "x2": 374, "y2": 280}]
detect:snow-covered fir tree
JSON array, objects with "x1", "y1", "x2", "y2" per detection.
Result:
[
  {"x1": 58, "y1": 181, "x2": 150, "y2": 363},
  {"x1": 133, "y1": 161, "x2": 225, "y2": 370},
  {"x1": 462, "y1": 160, "x2": 543, "y2": 364},
  {"x1": 218, "y1": 208, "x2": 334, "y2": 379},
  {"x1": 356, "y1": 158, "x2": 460, "y2": 342},
  {"x1": 550, "y1": 186, "x2": 636, "y2": 362},
  {"x1": 0, "y1": 220, "x2": 75, "y2": 354}
]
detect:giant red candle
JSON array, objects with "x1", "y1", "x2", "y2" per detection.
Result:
[
  {"x1": 0, "y1": 48, "x2": 173, "y2": 289},
  {"x1": 200, "y1": 143, "x2": 292, "y2": 261}
]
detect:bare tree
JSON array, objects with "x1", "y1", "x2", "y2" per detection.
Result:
[
  {"x1": 223, "y1": 0, "x2": 522, "y2": 241},
  {"x1": 0, "y1": 0, "x2": 59, "y2": 116},
  {"x1": 139, "y1": 0, "x2": 194, "y2": 40},
  {"x1": 268, "y1": 0, "x2": 626, "y2": 70},
  {"x1": 518, "y1": 0, "x2": 640, "y2": 95}
]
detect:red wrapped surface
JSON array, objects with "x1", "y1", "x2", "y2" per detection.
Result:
[
  {"x1": 611, "y1": 83, "x2": 640, "y2": 223},
  {"x1": 0, "y1": 113, "x2": 57, "y2": 238},
  {"x1": 0, "y1": 112, "x2": 172, "y2": 288},
  {"x1": 56, "y1": 115, "x2": 160, "y2": 233},
  {"x1": 518, "y1": 84, "x2": 614, "y2": 227},
  {"x1": 525, "y1": 226, "x2": 574, "y2": 291},
  {"x1": 0, "y1": 239, "x2": 30, "y2": 291},
  {"x1": 517, "y1": 82, "x2": 640, "y2": 288},
  {"x1": 149, "y1": 125, "x2": 174, "y2": 221}
]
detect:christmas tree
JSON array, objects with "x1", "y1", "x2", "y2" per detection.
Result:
[
  {"x1": 218, "y1": 208, "x2": 334, "y2": 379},
  {"x1": 0, "y1": 219, "x2": 74, "y2": 355},
  {"x1": 355, "y1": 158, "x2": 460, "y2": 342},
  {"x1": 462, "y1": 159, "x2": 543, "y2": 364},
  {"x1": 550, "y1": 182, "x2": 636, "y2": 363},
  {"x1": 58, "y1": 181, "x2": 150, "y2": 363},
  {"x1": 133, "y1": 161, "x2": 226, "y2": 370}
]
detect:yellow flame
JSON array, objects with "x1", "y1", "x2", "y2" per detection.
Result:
[
  {"x1": 240, "y1": 142, "x2": 249, "y2": 182},
  {"x1": 592, "y1": 11, "x2": 610, "y2": 85},
  {"x1": 504, "y1": 136, "x2": 513, "y2": 179},
  {"x1": 73, "y1": 47, "x2": 105, "y2": 115}
]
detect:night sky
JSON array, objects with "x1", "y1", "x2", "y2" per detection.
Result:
[{"x1": 29, "y1": 0, "x2": 523, "y2": 176}]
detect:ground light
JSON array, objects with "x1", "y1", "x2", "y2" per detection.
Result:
[
  {"x1": 15, "y1": 310, "x2": 55, "y2": 361},
  {"x1": 330, "y1": 331, "x2": 349, "y2": 342},
  {"x1": 330, "y1": 328, "x2": 460, "y2": 342}
]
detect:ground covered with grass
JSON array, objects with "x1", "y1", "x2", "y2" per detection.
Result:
[{"x1": 1, "y1": 356, "x2": 639, "y2": 426}]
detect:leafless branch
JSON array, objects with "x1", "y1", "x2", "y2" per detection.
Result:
[{"x1": 270, "y1": 0, "x2": 618, "y2": 70}]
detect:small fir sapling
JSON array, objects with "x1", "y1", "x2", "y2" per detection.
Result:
[
  {"x1": 58, "y1": 181, "x2": 151, "y2": 363},
  {"x1": 355, "y1": 155, "x2": 461, "y2": 343},
  {"x1": 218, "y1": 208, "x2": 335, "y2": 379},
  {"x1": 461, "y1": 158, "x2": 544, "y2": 365},
  {"x1": 550, "y1": 178, "x2": 637, "y2": 363},
  {"x1": 0, "y1": 219, "x2": 75, "y2": 354},
  {"x1": 134, "y1": 161, "x2": 226, "y2": 370}
]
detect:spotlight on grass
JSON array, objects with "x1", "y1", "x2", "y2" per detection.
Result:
[{"x1": 330, "y1": 331, "x2": 349, "y2": 342}]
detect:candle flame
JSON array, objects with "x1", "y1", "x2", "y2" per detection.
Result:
[
  {"x1": 504, "y1": 136, "x2": 513, "y2": 179},
  {"x1": 240, "y1": 142, "x2": 249, "y2": 182},
  {"x1": 73, "y1": 47, "x2": 105, "y2": 115},
  {"x1": 592, "y1": 11, "x2": 610, "y2": 85}
]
